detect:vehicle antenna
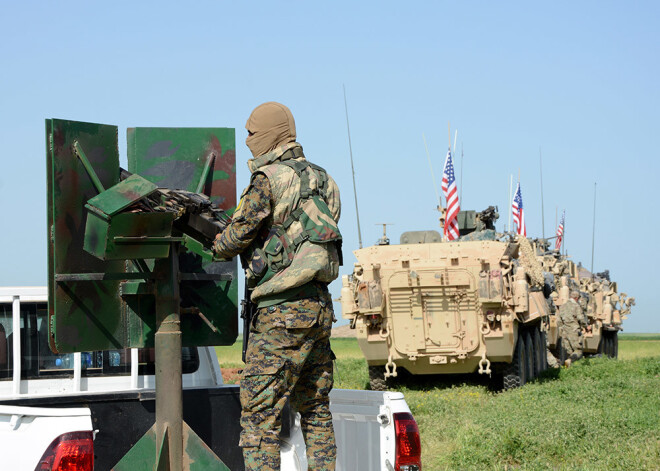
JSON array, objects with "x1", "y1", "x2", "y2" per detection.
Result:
[
  {"x1": 343, "y1": 84, "x2": 363, "y2": 249},
  {"x1": 422, "y1": 133, "x2": 441, "y2": 210},
  {"x1": 539, "y1": 147, "x2": 545, "y2": 239},
  {"x1": 591, "y1": 182, "x2": 597, "y2": 274}
]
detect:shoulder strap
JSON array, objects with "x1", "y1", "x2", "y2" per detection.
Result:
[{"x1": 279, "y1": 160, "x2": 329, "y2": 199}]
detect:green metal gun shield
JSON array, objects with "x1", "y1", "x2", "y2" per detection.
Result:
[
  {"x1": 47, "y1": 120, "x2": 238, "y2": 353},
  {"x1": 127, "y1": 127, "x2": 238, "y2": 347},
  {"x1": 47, "y1": 118, "x2": 125, "y2": 353}
]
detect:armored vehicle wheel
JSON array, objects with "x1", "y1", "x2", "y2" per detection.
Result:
[
  {"x1": 503, "y1": 332, "x2": 527, "y2": 390},
  {"x1": 523, "y1": 329, "x2": 535, "y2": 380},
  {"x1": 539, "y1": 330, "x2": 548, "y2": 372},
  {"x1": 613, "y1": 332, "x2": 619, "y2": 358},
  {"x1": 532, "y1": 327, "x2": 544, "y2": 374},
  {"x1": 557, "y1": 337, "x2": 567, "y2": 366},
  {"x1": 603, "y1": 332, "x2": 618, "y2": 359},
  {"x1": 597, "y1": 335, "x2": 604, "y2": 355},
  {"x1": 368, "y1": 365, "x2": 390, "y2": 391},
  {"x1": 603, "y1": 333, "x2": 612, "y2": 357}
]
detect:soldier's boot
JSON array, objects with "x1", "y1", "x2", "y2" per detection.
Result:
[{"x1": 564, "y1": 358, "x2": 572, "y2": 368}]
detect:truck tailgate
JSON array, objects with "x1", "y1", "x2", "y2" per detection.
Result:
[{"x1": 331, "y1": 389, "x2": 409, "y2": 471}]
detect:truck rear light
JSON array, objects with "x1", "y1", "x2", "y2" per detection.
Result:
[
  {"x1": 35, "y1": 431, "x2": 94, "y2": 471},
  {"x1": 394, "y1": 412, "x2": 421, "y2": 471}
]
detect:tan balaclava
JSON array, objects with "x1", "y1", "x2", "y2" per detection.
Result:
[{"x1": 245, "y1": 102, "x2": 296, "y2": 157}]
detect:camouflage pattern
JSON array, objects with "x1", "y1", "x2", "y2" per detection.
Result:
[
  {"x1": 559, "y1": 298, "x2": 585, "y2": 362},
  {"x1": 213, "y1": 174, "x2": 272, "y2": 258},
  {"x1": 240, "y1": 290, "x2": 336, "y2": 471},
  {"x1": 517, "y1": 235, "x2": 545, "y2": 288},
  {"x1": 545, "y1": 327, "x2": 560, "y2": 368},
  {"x1": 216, "y1": 142, "x2": 341, "y2": 304},
  {"x1": 47, "y1": 119, "x2": 238, "y2": 353},
  {"x1": 248, "y1": 143, "x2": 341, "y2": 302}
]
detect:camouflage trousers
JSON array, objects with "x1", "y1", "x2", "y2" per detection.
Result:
[
  {"x1": 561, "y1": 330, "x2": 583, "y2": 363},
  {"x1": 239, "y1": 291, "x2": 336, "y2": 471}
]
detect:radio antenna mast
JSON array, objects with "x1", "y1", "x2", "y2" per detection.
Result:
[{"x1": 343, "y1": 84, "x2": 363, "y2": 249}]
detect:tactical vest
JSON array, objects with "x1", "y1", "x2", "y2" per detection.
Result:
[{"x1": 244, "y1": 147, "x2": 342, "y2": 305}]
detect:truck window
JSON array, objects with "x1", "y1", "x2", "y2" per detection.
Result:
[{"x1": 0, "y1": 302, "x2": 199, "y2": 380}]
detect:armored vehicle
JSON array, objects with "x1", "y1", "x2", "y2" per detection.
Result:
[
  {"x1": 537, "y1": 247, "x2": 634, "y2": 362},
  {"x1": 341, "y1": 208, "x2": 553, "y2": 390}
]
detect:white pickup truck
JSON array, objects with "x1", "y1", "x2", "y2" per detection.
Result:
[{"x1": 0, "y1": 287, "x2": 421, "y2": 471}]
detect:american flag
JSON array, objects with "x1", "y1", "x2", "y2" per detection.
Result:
[
  {"x1": 512, "y1": 182, "x2": 526, "y2": 236},
  {"x1": 555, "y1": 211, "x2": 565, "y2": 251},
  {"x1": 442, "y1": 149, "x2": 461, "y2": 240}
]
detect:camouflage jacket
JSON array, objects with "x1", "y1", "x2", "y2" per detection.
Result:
[
  {"x1": 214, "y1": 142, "x2": 341, "y2": 305},
  {"x1": 559, "y1": 299, "x2": 586, "y2": 332},
  {"x1": 213, "y1": 174, "x2": 272, "y2": 259}
]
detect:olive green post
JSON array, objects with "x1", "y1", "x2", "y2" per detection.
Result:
[{"x1": 154, "y1": 244, "x2": 183, "y2": 471}]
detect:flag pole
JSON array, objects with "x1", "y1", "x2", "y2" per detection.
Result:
[
  {"x1": 448, "y1": 122, "x2": 451, "y2": 153},
  {"x1": 508, "y1": 174, "x2": 513, "y2": 232},
  {"x1": 343, "y1": 84, "x2": 363, "y2": 249}
]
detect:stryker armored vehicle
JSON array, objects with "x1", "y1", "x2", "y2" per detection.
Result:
[
  {"x1": 537, "y1": 245, "x2": 634, "y2": 362},
  {"x1": 341, "y1": 207, "x2": 553, "y2": 390}
]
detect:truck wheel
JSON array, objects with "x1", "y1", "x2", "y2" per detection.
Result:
[
  {"x1": 368, "y1": 366, "x2": 389, "y2": 391},
  {"x1": 523, "y1": 329, "x2": 535, "y2": 381},
  {"x1": 503, "y1": 332, "x2": 527, "y2": 390},
  {"x1": 533, "y1": 327, "x2": 545, "y2": 374}
]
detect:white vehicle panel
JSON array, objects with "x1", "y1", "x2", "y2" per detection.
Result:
[{"x1": 0, "y1": 405, "x2": 92, "y2": 471}]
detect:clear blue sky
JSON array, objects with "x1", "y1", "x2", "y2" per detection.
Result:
[{"x1": 1, "y1": 1, "x2": 658, "y2": 332}]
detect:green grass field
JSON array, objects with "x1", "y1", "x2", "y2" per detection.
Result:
[{"x1": 216, "y1": 334, "x2": 660, "y2": 470}]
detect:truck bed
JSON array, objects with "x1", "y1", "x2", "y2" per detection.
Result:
[{"x1": 0, "y1": 386, "x2": 244, "y2": 471}]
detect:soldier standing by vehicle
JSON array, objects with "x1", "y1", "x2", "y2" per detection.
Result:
[
  {"x1": 213, "y1": 102, "x2": 342, "y2": 471},
  {"x1": 559, "y1": 290, "x2": 587, "y2": 366}
]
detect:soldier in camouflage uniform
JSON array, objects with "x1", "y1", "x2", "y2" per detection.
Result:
[
  {"x1": 214, "y1": 102, "x2": 341, "y2": 471},
  {"x1": 558, "y1": 290, "x2": 587, "y2": 366}
]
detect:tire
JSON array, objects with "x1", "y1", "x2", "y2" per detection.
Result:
[
  {"x1": 532, "y1": 327, "x2": 544, "y2": 375},
  {"x1": 368, "y1": 366, "x2": 389, "y2": 391},
  {"x1": 604, "y1": 332, "x2": 617, "y2": 359},
  {"x1": 540, "y1": 331, "x2": 549, "y2": 372},
  {"x1": 503, "y1": 332, "x2": 527, "y2": 390},
  {"x1": 523, "y1": 329, "x2": 535, "y2": 381},
  {"x1": 603, "y1": 333, "x2": 612, "y2": 358},
  {"x1": 557, "y1": 337, "x2": 567, "y2": 366},
  {"x1": 613, "y1": 332, "x2": 618, "y2": 359}
]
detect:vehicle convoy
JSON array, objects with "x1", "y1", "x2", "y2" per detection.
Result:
[
  {"x1": 341, "y1": 207, "x2": 554, "y2": 390},
  {"x1": 0, "y1": 286, "x2": 422, "y2": 471}
]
